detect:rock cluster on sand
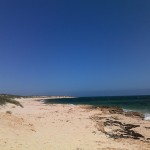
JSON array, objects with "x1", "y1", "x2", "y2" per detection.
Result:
[{"x1": 88, "y1": 105, "x2": 150, "y2": 142}]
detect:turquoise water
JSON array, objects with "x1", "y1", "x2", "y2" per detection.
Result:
[{"x1": 45, "y1": 95, "x2": 150, "y2": 120}]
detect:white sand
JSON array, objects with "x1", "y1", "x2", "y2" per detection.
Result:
[{"x1": 0, "y1": 98, "x2": 150, "y2": 150}]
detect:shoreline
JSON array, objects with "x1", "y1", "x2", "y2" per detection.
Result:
[
  {"x1": 0, "y1": 97, "x2": 150, "y2": 150},
  {"x1": 43, "y1": 96, "x2": 150, "y2": 121}
]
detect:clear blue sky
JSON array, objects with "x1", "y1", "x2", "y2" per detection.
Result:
[{"x1": 0, "y1": 0, "x2": 150, "y2": 96}]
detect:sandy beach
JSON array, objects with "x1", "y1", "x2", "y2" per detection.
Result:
[{"x1": 0, "y1": 97, "x2": 150, "y2": 150}]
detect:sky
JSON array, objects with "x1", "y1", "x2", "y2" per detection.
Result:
[{"x1": 0, "y1": 0, "x2": 150, "y2": 96}]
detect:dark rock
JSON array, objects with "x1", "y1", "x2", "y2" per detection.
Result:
[
  {"x1": 90, "y1": 115, "x2": 104, "y2": 121},
  {"x1": 100, "y1": 106, "x2": 124, "y2": 114},
  {"x1": 125, "y1": 111, "x2": 144, "y2": 119},
  {"x1": 128, "y1": 130, "x2": 144, "y2": 139},
  {"x1": 124, "y1": 124, "x2": 140, "y2": 130},
  {"x1": 104, "y1": 120, "x2": 123, "y2": 126},
  {"x1": 106, "y1": 130, "x2": 144, "y2": 140},
  {"x1": 85, "y1": 105, "x2": 124, "y2": 114},
  {"x1": 104, "y1": 119, "x2": 144, "y2": 140}
]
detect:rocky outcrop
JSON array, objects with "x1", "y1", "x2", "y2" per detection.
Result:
[
  {"x1": 88, "y1": 106, "x2": 149, "y2": 141},
  {"x1": 85, "y1": 105, "x2": 124, "y2": 114},
  {"x1": 86, "y1": 105, "x2": 144, "y2": 119},
  {"x1": 125, "y1": 111, "x2": 144, "y2": 119},
  {"x1": 104, "y1": 119, "x2": 144, "y2": 140}
]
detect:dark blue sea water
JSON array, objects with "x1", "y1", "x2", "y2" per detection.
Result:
[{"x1": 44, "y1": 95, "x2": 150, "y2": 120}]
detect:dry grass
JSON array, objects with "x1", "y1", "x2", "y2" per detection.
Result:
[{"x1": 0, "y1": 95, "x2": 23, "y2": 107}]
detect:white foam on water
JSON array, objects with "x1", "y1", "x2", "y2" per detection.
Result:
[
  {"x1": 123, "y1": 108, "x2": 133, "y2": 112},
  {"x1": 40, "y1": 100, "x2": 45, "y2": 103},
  {"x1": 123, "y1": 109, "x2": 150, "y2": 121},
  {"x1": 144, "y1": 113, "x2": 150, "y2": 121},
  {"x1": 70, "y1": 104, "x2": 75, "y2": 106}
]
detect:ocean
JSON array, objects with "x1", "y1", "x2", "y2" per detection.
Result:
[{"x1": 44, "y1": 95, "x2": 150, "y2": 120}]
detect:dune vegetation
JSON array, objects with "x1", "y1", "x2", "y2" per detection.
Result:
[{"x1": 0, "y1": 94, "x2": 23, "y2": 107}]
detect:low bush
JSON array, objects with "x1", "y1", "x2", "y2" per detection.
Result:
[{"x1": 0, "y1": 95, "x2": 23, "y2": 107}]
